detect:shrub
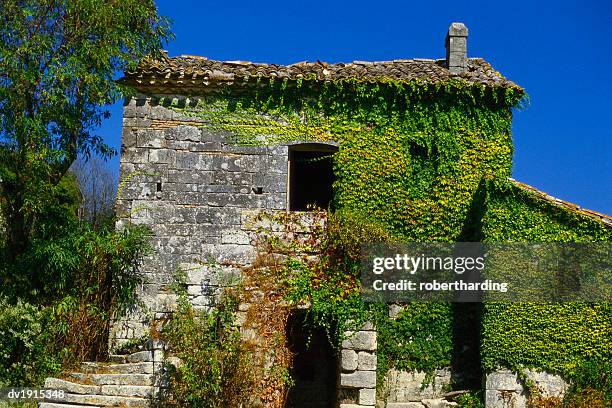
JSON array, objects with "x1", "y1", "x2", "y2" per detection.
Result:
[
  {"x1": 563, "y1": 388, "x2": 609, "y2": 408},
  {"x1": 0, "y1": 221, "x2": 151, "y2": 385},
  {"x1": 567, "y1": 359, "x2": 611, "y2": 404},
  {"x1": 0, "y1": 298, "x2": 62, "y2": 386},
  {"x1": 161, "y1": 293, "x2": 254, "y2": 408},
  {"x1": 455, "y1": 391, "x2": 485, "y2": 408}
]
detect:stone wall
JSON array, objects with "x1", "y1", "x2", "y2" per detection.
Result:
[
  {"x1": 485, "y1": 369, "x2": 569, "y2": 408},
  {"x1": 339, "y1": 322, "x2": 378, "y2": 408},
  {"x1": 112, "y1": 96, "x2": 288, "y2": 348},
  {"x1": 114, "y1": 96, "x2": 572, "y2": 408},
  {"x1": 379, "y1": 368, "x2": 454, "y2": 408}
]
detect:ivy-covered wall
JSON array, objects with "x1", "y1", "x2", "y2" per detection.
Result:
[
  {"x1": 480, "y1": 181, "x2": 611, "y2": 381},
  {"x1": 166, "y1": 78, "x2": 526, "y2": 383},
  {"x1": 124, "y1": 73, "x2": 609, "y2": 402}
]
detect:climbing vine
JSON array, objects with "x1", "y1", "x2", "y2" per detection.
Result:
[
  {"x1": 480, "y1": 180, "x2": 611, "y2": 387},
  {"x1": 160, "y1": 76, "x2": 609, "y2": 396}
]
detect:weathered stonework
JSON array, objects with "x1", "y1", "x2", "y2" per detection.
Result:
[
  {"x1": 339, "y1": 322, "x2": 378, "y2": 408},
  {"x1": 379, "y1": 368, "x2": 453, "y2": 407},
  {"x1": 111, "y1": 96, "x2": 289, "y2": 348},
  {"x1": 104, "y1": 24, "x2": 590, "y2": 407},
  {"x1": 485, "y1": 369, "x2": 569, "y2": 408},
  {"x1": 110, "y1": 95, "x2": 575, "y2": 408}
]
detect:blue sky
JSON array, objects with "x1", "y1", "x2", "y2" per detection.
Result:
[{"x1": 100, "y1": 0, "x2": 612, "y2": 214}]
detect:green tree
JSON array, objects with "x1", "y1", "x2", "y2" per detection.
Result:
[{"x1": 0, "y1": 0, "x2": 172, "y2": 262}]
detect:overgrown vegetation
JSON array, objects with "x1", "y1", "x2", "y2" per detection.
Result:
[
  {"x1": 0, "y1": 0, "x2": 169, "y2": 387},
  {"x1": 2, "y1": 3, "x2": 608, "y2": 402},
  {"x1": 455, "y1": 391, "x2": 485, "y2": 408},
  {"x1": 161, "y1": 74, "x2": 609, "y2": 402},
  {"x1": 160, "y1": 290, "x2": 254, "y2": 408},
  {"x1": 166, "y1": 77, "x2": 524, "y2": 386},
  {"x1": 0, "y1": 173, "x2": 151, "y2": 386}
]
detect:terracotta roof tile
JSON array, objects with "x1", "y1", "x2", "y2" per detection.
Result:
[
  {"x1": 510, "y1": 179, "x2": 612, "y2": 227},
  {"x1": 122, "y1": 54, "x2": 522, "y2": 92}
]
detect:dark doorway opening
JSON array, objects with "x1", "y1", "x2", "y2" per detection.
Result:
[
  {"x1": 284, "y1": 311, "x2": 337, "y2": 408},
  {"x1": 451, "y1": 180, "x2": 487, "y2": 390},
  {"x1": 289, "y1": 144, "x2": 337, "y2": 211}
]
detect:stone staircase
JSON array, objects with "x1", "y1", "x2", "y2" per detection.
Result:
[{"x1": 39, "y1": 342, "x2": 164, "y2": 408}]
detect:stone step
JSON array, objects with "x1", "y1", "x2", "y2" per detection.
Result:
[
  {"x1": 45, "y1": 377, "x2": 101, "y2": 395},
  {"x1": 39, "y1": 404, "x2": 101, "y2": 408},
  {"x1": 44, "y1": 377, "x2": 156, "y2": 399},
  {"x1": 108, "y1": 354, "x2": 127, "y2": 364},
  {"x1": 67, "y1": 373, "x2": 154, "y2": 386},
  {"x1": 126, "y1": 351, "x2": 153, "y2": 363},
  {"x1": 44, "y1": 393, "x2": 148, "y2": 407},
  {"x1": 81, "y1": 362, "x2": 154, "y2": 374},
  {"x1": 101, "y1": 385, "x2": 156, "y2": 398}
]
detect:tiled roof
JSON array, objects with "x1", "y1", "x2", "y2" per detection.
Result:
[
  {"x1": 511, "y1": 179, "x2": 612, "y2": 227},
  {"x1": 122, "y1": 54, "x2": 521, "y2": 92}
]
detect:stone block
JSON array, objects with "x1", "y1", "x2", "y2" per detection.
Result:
[
  {"x1": 201, "y1": 243, "x2": 256, "y2": 266},
  {"x1": 122, "y1": 147, "x2": 149, "y2": 163},
  {"x1": 341, "y1": 349, "x2": 359, "y2": 371},
  {"x1": 387, "y1": 403, "x2": 425, "y2": 408},
  {"x1": 44, "y1": 378, "x2": 100, "y2": 395},
  {"x1": 485, "y1": 389, "x2": 527, "y2": 408},
  {"x1": 222, "y1": 230, "x2": 251, "y2": 245},
  {"x1": 123, "y1": 117, "x2": 151, "y2": 128},
  {"x1": 175, "y1": 151, "x2": 213, "y2": 170},
  {"x1": 223, "y1": 144, "x2": 268, "y2": 155},
  {"x1": 422, "y1": 399, "x2": 458, "y2": 408},
  {"x1": 525, "y1": 369, "x2": 569, "y2": 397},
  {"x1": 168, "y1": 169, "x2": 213, "y2": 184},
  {"x1": 485, "y1": 370, "x2": 522, "y2": 391},
  {"x1": 122, "y1": 127, "x2": 137, "y2": 148},
  {"x1": 136, "y1": 129, "x2": 165, "y2": 148},
  {"x1": 101, "y1": 384, "x2": 157, "y2": 398},
  {"x1": 342, "y1": 331, "x2": 377, "y2": 351},
  {"x1": 268, "y1": 145, "x2": 289, "y2": 155},
  {"x1": 263, "y1": 193, "x2": 287, "y2": 210},
  {"x1": 212, "y1": 171, "x2": 254, "y2": 186},
  {"x1": 359, "y1": 388, "x2": 376, "y2": 405},
  {"x1": 166, "y1": 125, "x2": 202, "y2": 141},
  {"x1": 195, "y1": 207, "x2": 241, "y2": 226},
  {"x1": 253, "y1": 172, "x2": 287, "y2": 193},
  {"x1": 484, "y1": 369, "x2": 569, "y2": 408},
  {"x1": 389, "y1": 304, "x2": 404, "y2": 319},
  {"x1": 383, "y1": 368, "x2": 451, "y2": 402},
  {"x1": 358, "y1": 352, "x2": 377, "y2": 371},
  {"x1": 267, "y1": 154, "x2": 288, "y2": 174},
  {"x1": 340, "y1": 371, "x2": 376, "y2": 388},
  {"x1": 149, "y1": 104, "x2": 174, "y2": 120},
  {"x1": 127, "y1": 350, "x2": 154, "y2": 363},
  {"x1": 190, "y1": 141, "x2": 223, "y2": 152},
  {"x1": 149, "y1": 149, "x2": 176, "y2": 164}
]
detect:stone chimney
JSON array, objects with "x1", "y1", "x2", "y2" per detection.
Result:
[{"x1": 445, "y1": 22, "x2": 468, "y2": 74}]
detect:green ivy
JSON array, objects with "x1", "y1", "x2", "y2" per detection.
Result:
[
  {"x1": 164, "y1": 77, "x2": 609, "y2": 388},
  {"x1": 480, "y1": 180, "x2": 611, "y2": 381}
]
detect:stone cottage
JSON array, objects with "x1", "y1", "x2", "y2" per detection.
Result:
[{"x1": 40, "y1": 23, "x2": 611, "y2": 408}]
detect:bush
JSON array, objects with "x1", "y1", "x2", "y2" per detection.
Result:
[
  {"x1": 567, "y1": 359, "x2": 611, "y2": 404},
  {"x1": 563, "y1": 388, "x2": 609, "y2": 408},
  {"x1": 161, "y1": 293, "x2": 254, "y2": 408},
  {"x1": 0, "y1": 167, "x2": 151, "y2": 386},
  {"x1": 455, "y1": 391, "x2": 485, "y2": 408},
  {"x1": 0, "y1": 221, "x2": 151, "y2": 385},
  {"x1": 0, "y1": 298, "x2": 62, "y2": 386}
]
